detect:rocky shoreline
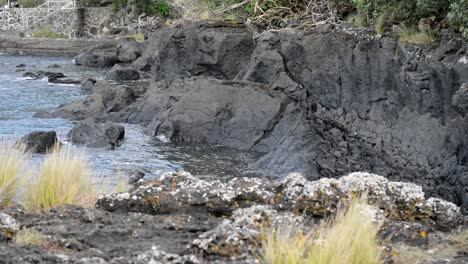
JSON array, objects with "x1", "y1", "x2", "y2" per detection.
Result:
[
  {"x1": 1, "y1": 171, "x2": 467, "y2": 263},
  {"x1": 1, "y1": 21, "x2": 468, "y2": 263}
]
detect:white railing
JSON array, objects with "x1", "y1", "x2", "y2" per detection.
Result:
[{"x1": 21, "y1": 0, "x2": 76, "y2": 30}]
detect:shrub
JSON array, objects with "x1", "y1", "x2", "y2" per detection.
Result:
[
  {"x1": 112, "y1": 0, "x2": 127, "y2": 12},
  {"x1": 449, "y1": 0, "x2": 468, "y2": 38},
  {"x1": 261, "y1": 198, "x2": 383, "y2": 264},
  {"x1": 32, "y1": 27, "x2": 67, "y2": 39},
  {"x1": 0, "y1": 144, "x2": 26, "y2": 208},
  {"x1": 24, "y1": 146, "x2": 96, "y2": 213},
  {"x1": 134, "y1": 0, "x2": 172, "y2": 16},
  {"x1": 14, "y1": 228, "x2": 48, "y2": 246}
]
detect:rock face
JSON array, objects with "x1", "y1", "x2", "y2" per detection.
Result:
[
  {"x1": 15, "y1": 131, "x2": 59, "y2": 153},
  {"x1": 68, "y1": 118, "x2": 125, "y2": 148},
  {"x1": 126, "y1": 78, "x2": 284, "y2": 149}
]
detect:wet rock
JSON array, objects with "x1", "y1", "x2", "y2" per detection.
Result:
[
  {"x1": 68, "y1": 118, "x2": 125, "y2": 148},
  {"x1": 80, "y1": 78, "x2": 97, "y2": 93},
  {"x1": 74, "y1": 51, "x2": 119, "y2": 68},
  {"x1": 128, "y1": 171, "x2": 145, "y2": 184},
  {"x1": 15, "y1": 131, "x2": 59, "y2": 153},
  {"x1": 104, "y1": 65, "x2": 140, "y2": 81},
  {"x1": 35, "y1": 94, "x2": 108, "y2": 121},
  {"x1": 0, "y1": 213, "x2": 19, "y2": 241},
  {"x1": 15, "y1": 64, "x2": 26, "y2": 68},
  {"x1": 452, "y1": 83, "x2": 468, "y2": 115},
  {"x1": 22, "y1": 71, "x2": 65, "y2": 82},
  {"x1": 47, "y1": 64, "x2": 61, "y2": 68}
]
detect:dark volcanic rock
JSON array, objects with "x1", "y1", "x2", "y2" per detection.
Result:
[
  {"x1": 126, "y1": 78, "x2": 285, "y2": 149},
  {"x1": 104, "y1": 65, "x2": 140, "y2": 81},
  {"x1": 15, "y1": 131, "x2": 59, "y2": 153},
  {"x1": 74, "y1": 51, "x2": 119, "y2": 68},
  {"x1": 117, "y1": 38, "x2": 142, "y2": 63},
  {"x1": 22, "y1": 71, "x2": 65, "y2": 82},
  {"x1": 141, "y1": 22, "x2": 255, "y2": 81},
  {"x1": 453, "y1": 83, "x2": 468, "y2": 115},
  {"x1": 68, "y1": 118, "x2": 125, "y2": 148},
  {"x1": 80, "y1": 78, "x2": 97, "y2": 93}
]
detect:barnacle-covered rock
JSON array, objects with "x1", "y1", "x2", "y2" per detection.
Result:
[
  {"x1": 192, "y1": 205, "x2": 304, "y2": 260},
  {"x1": 134, "y1": 246, "x2": 199, "y2": 264},
  {"x1": 0, "y1": 213, "x2": 19, "y2": 241},
  {"x1": 279, "y1": 172, "x2": 462, "y2": 229},
  {"x1": 97, "y1": 172, "x2": 276, "y2": 216}
]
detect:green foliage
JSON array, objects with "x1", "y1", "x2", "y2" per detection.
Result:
[
  {"x1": 32, "y1": 27, "x2": 67, "y2": 38},
  {"x1": 133, "y1": 0, "x2": 172, "y2": 16},
  {"x1": 112, "y1": 0, "x2": 127, "y2": 12},
  {"x1": 449, "y1": 0, "x2": 468, "y2": 38},
  {"x1": 18, "y1": 0, "x2": 42, "y2": 7},
  {"x1": 79, "y1": 0, "x2": 109, "y2": 7},
  {"x1": 375, "y1": 14, "x2": 386, "y2": 34}
]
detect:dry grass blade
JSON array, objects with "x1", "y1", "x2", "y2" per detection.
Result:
[
  {"x1": 0, "y1": 143, "x2": 27, "y2": 208},
  {"x1": 14, "y1": 228, "x2": 48, "y2": 246},
  {"x1": 25, "y1": 145, "x2": 96, "y2": 212},
  {"x1": 261, "y1": 197, "x2": 384, "y2": 264}
]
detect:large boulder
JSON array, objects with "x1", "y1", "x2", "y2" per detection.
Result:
[
  {"x1": 116, "y1": 38, "x2": 142, "y2": 63},
  {"x1": 68, "y1": 118, "x2": 125, "y2": 148},
  {"x1": 126, "y1": 78, "x2": 286, "y2": 150},
  {"x1": 34, "y1": 94, "x2": 108, "y2": 121},
  {"x1": 15, "y1": 131, "x2": 59, "y2": 153},
  {"x1": 74, "y1": 51, "x2": 119, "y2": 68},
  {"x1": 104, "y1": 65, "x2": 140, "y2": 81}
]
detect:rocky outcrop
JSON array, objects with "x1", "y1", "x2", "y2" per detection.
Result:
[
  {"x1": 97, "y1": 171, "x2": 463, "y2": 230},
  {"x1": 95, "y1": 171, "x2": 464, "y2": 262},
  {"x1": 35, "y1": 80, "x2": 142, "y2": 122},
  {"x1": 15, "y1": 131, "x2": 59, "y2": 153},
  {"x1": 68, "y1": 118, "x2": 125, "y2": 148}
]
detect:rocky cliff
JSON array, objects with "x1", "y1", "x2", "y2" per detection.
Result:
[{"x1": 57, "y1": 22, "x2": 468, "y2": 211}]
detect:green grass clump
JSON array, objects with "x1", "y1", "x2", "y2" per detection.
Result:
[
  {"x1": 14, "y1": 228, "x2": 48, "y2": 246},
  {"x1": 121, "y1": 34, "x2": 146, "y2": 41},
  {"x1": 0, "y1": 143, "x2": 26, "y2": 208},
  {"x1": 397, "y1": 24, "x2": 437, "y2": 45},
  {"x1": 32, "y1": 27, "x2": 68, "y2": 39},
  {"x1": 261, "y1": 198, "x2": 383, "y2": 264},
  {"x1": 25, "y1": 146, "x2": 96, "y2": 213}
]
